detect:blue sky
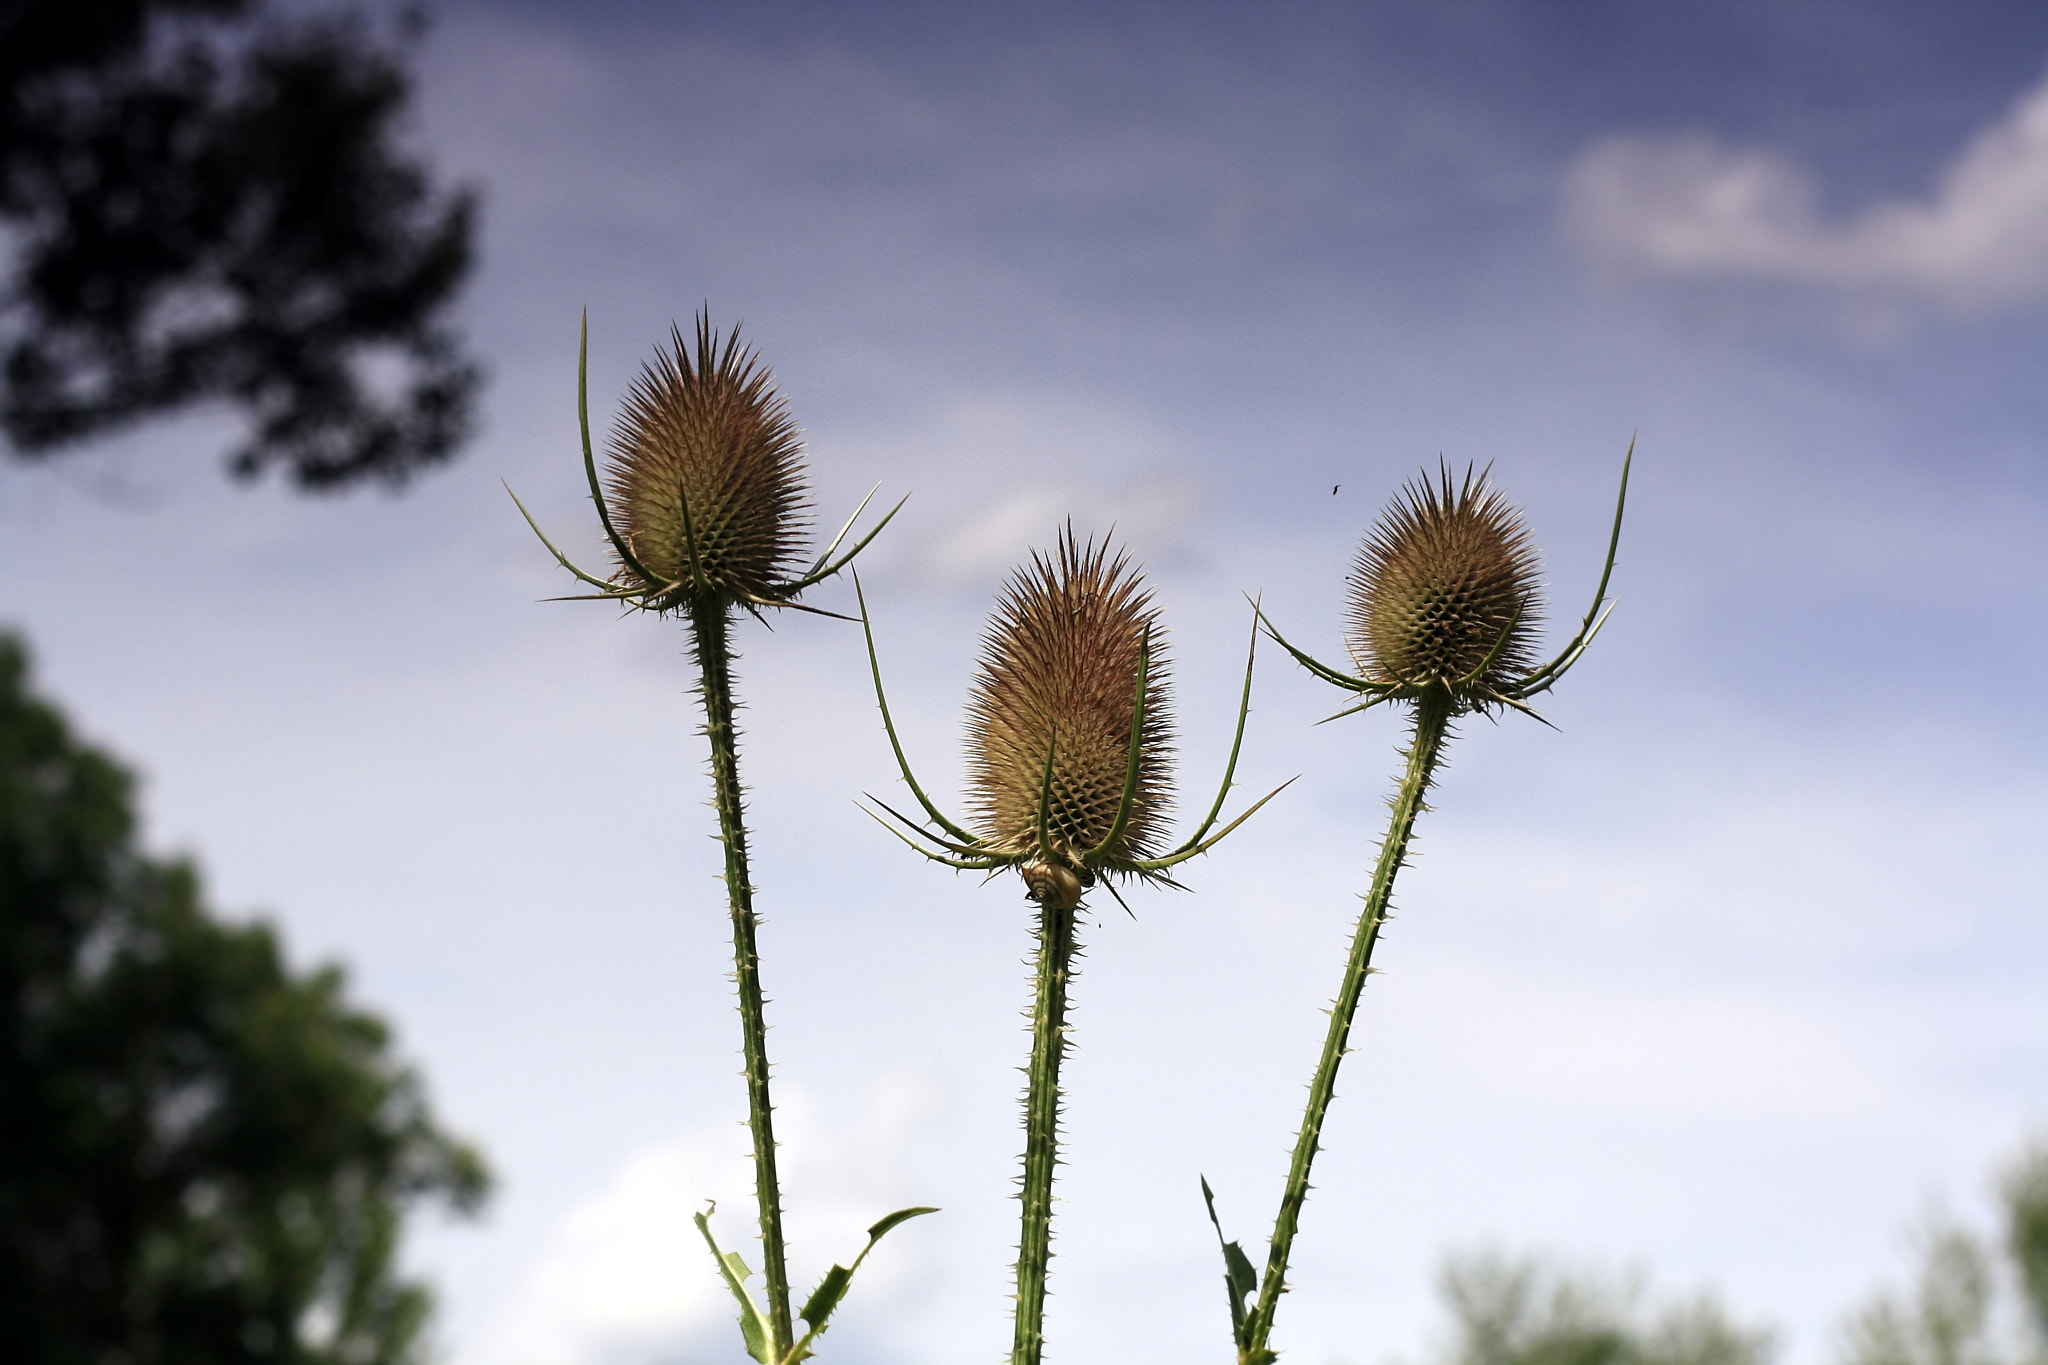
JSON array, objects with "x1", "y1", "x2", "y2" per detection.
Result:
[{"x1": 3, "y1": 4, "x2": 2046, "y2": 1365}]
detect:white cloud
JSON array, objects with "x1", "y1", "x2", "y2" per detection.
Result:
[
  {"x1": 464, "y1": 1081, "x2": 939, "y2": 1365},
  {"x1": 1563, "y1": 68, "x2": 2048, "y2": 311}
]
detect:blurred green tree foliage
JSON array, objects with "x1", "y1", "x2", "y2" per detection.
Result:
[
  {"x1": 1435, "y1": 1251, "x2": 1772, "y2": 1365},
  {"x1": 0, "y1": 633, "x2": 489, "y2": 1365},
  {"x1": 0, "y1": 0, "x2": 480, "y2": 490},
  {"x1": 1842, "y1": 1143, "x2": 2048, "y2": 1365},
  {"x1": 1429, "y1": 1141, "x2": 2048, "y2": 1365}
]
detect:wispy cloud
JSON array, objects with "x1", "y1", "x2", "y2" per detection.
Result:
[{"x1": 1563, "y1": 68, "x2": 2048, "y2": 313}]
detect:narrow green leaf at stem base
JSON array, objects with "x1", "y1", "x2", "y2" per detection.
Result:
[
  {"x1": 868, "y1": 1206, "x2": 942, "y2": 1241},
  {"x1": 788, "y1": 1206, "x2": 940, "y2": 1361},
  {"x1": 798, "y1": 1266, "x2": 852, "y2": 1336},
  {"x1": 1202, "y1": 1176, "x2": 1260, "y2": 1351},
  {"x1": 696, "y1": 1206, "x2": 773, "y2": 1365}
]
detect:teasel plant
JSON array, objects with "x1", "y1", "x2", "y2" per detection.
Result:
[
  {"x1": 1201, "y1": 448, "x2": 1632, "y2": 1365},
  {"x1": 855, "y1": 527, "x2": 1292, "y2": 1365},
  {"x1": 509, "y1": 310, "x2": 934, "y2": 1365}
]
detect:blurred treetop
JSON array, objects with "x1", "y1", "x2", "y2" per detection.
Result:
[
  {"x1": 1841, "y1": 1144, "x2": 2048, "y2": 1365},
  {"x1": 0, "y1": 632, "x2": 490, "y2": 1365},
  {"x1": 1430, "y1": 1139, "x2": 2048, "y2": 1365},
  {"x1": 0, "y1": 0, "x2": 481, "y2": 491},
  {"x1": 1435, "y1": 1251, "x2": 1771, "y2": 1365}
]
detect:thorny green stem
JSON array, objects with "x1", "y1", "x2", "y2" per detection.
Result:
[
  {"x1": 1014, "y1": 893, "x2": 1081, "y2": 1365},
  {"x1": 1243, "y1": 688, "x2": 1452, "y2": 1365},
  {"x1": 690, "y1": 598, "x2": 794, "y2": 1360}
]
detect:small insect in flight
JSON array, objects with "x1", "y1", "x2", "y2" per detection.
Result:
[{"x1": 1331, "y1": 484, "x2": 1340, "y2": 496}]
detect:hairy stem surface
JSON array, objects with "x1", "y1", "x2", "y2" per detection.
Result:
[
  {"x1": 1243, "y1": 690, "x2": 1452, "y2": 1364},
  {"x1": 691, "y1": 599, "x2": 793, "y2": 1357},
  {"x1": 1014, "y1": 893, "x2": 1081, "y2": 1365}
]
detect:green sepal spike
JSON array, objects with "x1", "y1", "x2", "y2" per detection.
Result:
[
  {"x1": 1201, "y1": 1176, "x2": 1260, "y2": 1352},
  {"x1": 577, "y1": 308, "x2": 661, "y2": 591}
]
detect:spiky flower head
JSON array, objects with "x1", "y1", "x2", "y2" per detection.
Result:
[
  {"x1": 965, "y1": 529, "x2": 1175, "y2": 907},
  {"x1": 605, "y1": 312, "x2": 810, "y2": 605},
  {"x1": 1345, "y1": 464, "x2": 1543, "y2": 702}
]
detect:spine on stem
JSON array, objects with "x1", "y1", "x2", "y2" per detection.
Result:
[
  {"x1": 1243, "y1": 689, "x2": 1451, "y2": 1364},
  {"x1": 1014, "y1": 894, "x2": 1080, "y2": 1365},
  {"x1": 691, "y1": 598, "x2": 794, "y2": 1357}
]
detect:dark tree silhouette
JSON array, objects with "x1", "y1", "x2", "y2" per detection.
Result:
[
  {"x1": 0, "y1": 632, "x2": 490, "y2": 1365},
  {"x1": 0, "y1": 0, "x2": 481, "y2": 490}
]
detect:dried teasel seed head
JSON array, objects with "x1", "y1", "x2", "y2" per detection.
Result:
[
  {"x1": 965, "y1": 529, "x2": 1175, "y2": 883},
  {"x1": 605, "y1": 312, "x2": 810, "y2": 603},
  {"x1": 1346, "y1": 464, "x2": 1543, "y2": 696}
]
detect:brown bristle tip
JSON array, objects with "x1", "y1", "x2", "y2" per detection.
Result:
[
  {"x1": 1345, "y1": 464, "x2": 1544, "y2": 690},
  {"x1": 965, "y1": 527, "x2": 1177, "y2": 867},
  {"x1": 603, "y1": 310, "x2": 812, "y2": 602}
]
